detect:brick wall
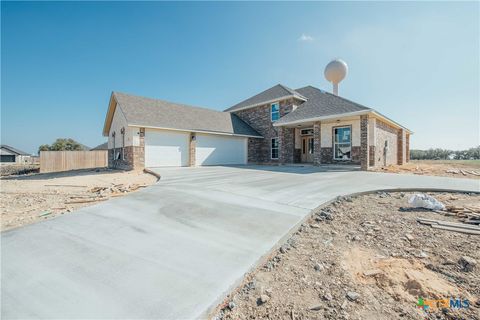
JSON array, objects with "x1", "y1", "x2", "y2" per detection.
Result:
[
  {"x1": 406, "y1": 133, "x2": 410, "y2": 162},
  {"x1": 397, "y1": 129, "x2": 404, "y2": 165},
  {"x1": 108, "y1": 127, "x2": 145, "y2": 170},
  {"x1": 360, "y1": 115, "x2": 369, "y2": 170},
  {"x1": 189, "y1": 133, "x2": 196, "y2": 166},
  {"x1": 279, "y1": 126, "x2": 295, "y2": 164},
  {"x1": 313, "y1": 122, "x2": 321, "y2": 165},
  {"x1": 233, "y1": 97, "x2": 302, "y2": 163}
]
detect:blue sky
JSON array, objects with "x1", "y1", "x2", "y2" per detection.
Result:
[{"x1": 2, "y1": 1, "x2": 479, "y2": 154}]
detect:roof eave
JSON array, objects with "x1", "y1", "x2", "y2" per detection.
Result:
[
  {"x1": 273, "y1": 110, "x2": 371, "y2": 127},
  {"x1": 127, "y1": 124, "x2": 264, "y2": 139},
  {"x1": 102, "y1": 92, "x2": 117, "y2": 137},
  {"x1": 274, "y1": 109, "x2": 413, "y2": 134}
]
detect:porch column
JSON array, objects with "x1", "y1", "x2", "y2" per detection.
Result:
[
  {"x1": 406, "y1": 133, "x2": 410, "y2": 163},
  {"x1": 397, "y1": 128, "x2": 405, "y2": 165},
  {"x1": 189, "y1": 132, "x2": 196, "y2": 166},
  {"x1": 278, "y1": 126, "x2": 295, "y2": 164},
  {"x1": 313, "y1": 121, "x2": 321, "y2": 166},
  {"x1": 360, "y1": 115, "x2": 369, "y2": 170}
]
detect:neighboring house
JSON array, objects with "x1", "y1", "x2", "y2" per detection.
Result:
[
  {"x1": 102, "y1": 84, "x2": 411, "y2": 170},
  {"x1": 91, "y1": 142, "x2": 108, "y2": 150},
  {"x1": 0, "y1": 145, "x2": 32, "y2": 164}
]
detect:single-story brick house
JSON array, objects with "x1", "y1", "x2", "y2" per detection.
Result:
[
  {"x1": 102, "y1": 84, "x2": 411, "y2": 170},
  {"x1": 0, "y1": 145, "x2": 32, "y2": 164}
]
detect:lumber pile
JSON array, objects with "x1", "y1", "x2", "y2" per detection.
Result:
[
  {"x1": 417, "y1": 218, "x2": 480, "y2": 235},
  {"x1": 445, "y1": 169, "x2": 480, "y2": 176},
  {"x1": 62, "y1": 183, "x2": 148, "y2": 205},
  {"x1": 444, "y1": 205, "x2": 480, "y2": 225},
  {"x1": 89, "y1": 183, "x2": 148, "y2": 196}
]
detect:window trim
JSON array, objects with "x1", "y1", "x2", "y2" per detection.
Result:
[
  {"x1": 271, "y1": 137, "x2": 279, "y2": 160},
  {"x1": 271, "y1": 102, "x2": 280, "y2": 122},
  {"x1": 333, "y1": 125, "x2": 352, "y2": 161}
]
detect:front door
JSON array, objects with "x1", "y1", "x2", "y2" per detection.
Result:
[{"x1": 301, "y1": 136, "x2": 314, "y2": 163}]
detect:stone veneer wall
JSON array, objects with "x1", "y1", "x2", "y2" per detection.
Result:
[
  {"x1": 313, "y1": 122, "x2": 321, "y2": 165},
  {"x1": 360, "y1": 115, "x2": 369, "y2": 170},
  {"x1": 189, "y1": 133, "x2": 196, "y2": 166},
  {"x1": 397, "y1": 129, "x2": 404, "y2": 165},
  {"x1": 279, "y1": 127, "x2": 295, "y2": 164},
  {"x1": 233, "y1": 97, "x2": 303, "y2": 164},
  {"x1": 108, "y1": 128, "x2": 145, "y2": 170},
  {"x1": 406, "y1": 133, "x2": 410, "y2": 162}
]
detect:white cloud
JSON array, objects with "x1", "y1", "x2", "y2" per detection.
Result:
[{"x1": 298, "y1": 33, "x2": 314, "y2": 42}]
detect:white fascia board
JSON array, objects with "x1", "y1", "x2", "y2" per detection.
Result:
[
  {"x1": 274, "y1": 110, "x2": 413, "y2": 134},
  {"x1": 226, "y1": 95, "x2": 307, "y2": 113},
  {"x1": 273, "y1": 110, "x2": 370, "y2": 127},
  {"x1": 128, "y1": 124, "x2": 264, "y2": 139},
  {"x1": 371, "y1": 111, "x2": 413, "y2": 134}
]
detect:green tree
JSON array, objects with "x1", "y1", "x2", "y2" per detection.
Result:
[{"x1": 38, "y1": 138, "x2": 86, "y2": 154}]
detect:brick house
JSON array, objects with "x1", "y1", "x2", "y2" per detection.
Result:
[{"x1": 102, "y1": 84, "x2": 411, "y2": 170}]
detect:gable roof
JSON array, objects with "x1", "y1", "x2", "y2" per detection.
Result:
[
  {"x1": 224, "y1": 84, "x2": 307, "y2": 112},
  {"x1": 274, "y1": 86, "x2": 371, "y2": 125},
  {"x1": 103, "y1": 92, "x2": 262, "y2": 138},
  {"x1": 0, "y1": 145, "x2": 30, "y2": 156}
]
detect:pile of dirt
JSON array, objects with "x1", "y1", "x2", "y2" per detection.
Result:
[
  {"x1": 0, "y1": 168, "x2": 157, "y2": 231},
  {"x1": 214, "y1": 192, "x2": 479, "y2": 320}
]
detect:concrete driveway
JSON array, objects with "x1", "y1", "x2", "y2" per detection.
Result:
[{"x1": 2, "y1": 165, "x2": 479, "y2": 319}]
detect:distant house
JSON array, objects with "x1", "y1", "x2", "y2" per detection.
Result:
[
  {"x1": 91, "y1": 142, "x2": 108, "y2": 151},
  {"x1": 0, "y1": 145, "x2": 32, "y2": 164}
]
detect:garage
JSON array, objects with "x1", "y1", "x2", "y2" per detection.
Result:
[
  {"x1": 196, "y1": 134, "x2": 247, "y2": 166},
  {"x1": 145, "y1": 129, "x2": 189, "y2": 167}
]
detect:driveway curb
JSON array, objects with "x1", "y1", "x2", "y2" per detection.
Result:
[{"x1": 206, "y1": 187, "x2": 479, "y2": 318}]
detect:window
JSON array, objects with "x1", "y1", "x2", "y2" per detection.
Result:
[
  {"x1": 333, "y1": 126, "x2": 351, "y2": 160},
  {"x1": 301, "y1": 128, "x2": 314, "y2": 135},
  {"x1": 271, "y1": 138, "x2": 279, "y2": 159},
  {"x1": 271, "y1": 102, "x2": 280, "y2": 122}
]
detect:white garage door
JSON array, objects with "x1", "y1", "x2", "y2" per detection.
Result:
[
  {"x1": 145, "y1": 130, "x2": 189, "y2": 167},
  {"x1": 196, "y1": 134, "x2": 247, "y2": 165}
]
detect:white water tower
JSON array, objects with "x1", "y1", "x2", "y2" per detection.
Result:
[{"x1": 324, "y1": 59, "x2": 348, "y2": 95}]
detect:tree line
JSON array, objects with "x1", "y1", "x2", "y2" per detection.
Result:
[
  {"x1": 410, "y1": 146, "x2": 480, "y2": 160},
  {"x1": 38, "y1": 138, "x2": 86, "y2": 154}
]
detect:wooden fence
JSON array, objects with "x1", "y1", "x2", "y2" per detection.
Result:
[{"x1": 40, "y1": 150, "x2": 108, "y2": 173}]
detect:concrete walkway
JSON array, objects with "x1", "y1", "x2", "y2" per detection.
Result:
[{"x1": 2, "y1": 166, "x2": 479, "y2": 319}]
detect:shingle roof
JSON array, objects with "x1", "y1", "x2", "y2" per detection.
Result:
[
  {"x1": 274, "y1": 86, "x2": 371, "y2": 125},
  {"x1": 112, "y1": 92, "x2": 262, "y2": 137},
  {"x1": 224, "y1": 84, "x2": 307, "y2": 112},
  {"x1": 0, "y1": 145, "x2": 30, "y2": 155}
]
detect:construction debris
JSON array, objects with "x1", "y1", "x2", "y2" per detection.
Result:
[
  {"x1": 216, "y1": 191, "x2": 480, "y2": 320},
  {"x1": 1, "y1": 170, "x2": 157, "y2": 231},
  {"x1": 408, "y1": 193, "x2": 445, "y2": 210}
]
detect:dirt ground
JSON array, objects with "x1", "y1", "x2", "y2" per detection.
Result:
[
  {"x1": 215, "y1": 192, "x2": 480, "y2": 320},
  {"x1": 372, "y1": 160, "x2": 480, "y2": 179},
  {"x1": 0, "y1": 168, "x2": 158, "y2": 231}
]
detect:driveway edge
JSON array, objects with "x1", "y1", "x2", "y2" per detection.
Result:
[{"x1": 205, "y1": 187, "x2": 479, "y2": 319}]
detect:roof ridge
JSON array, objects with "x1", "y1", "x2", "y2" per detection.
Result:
[{"x1": 113, "y1": 91, "x2": 225, "y2": 114}]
